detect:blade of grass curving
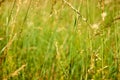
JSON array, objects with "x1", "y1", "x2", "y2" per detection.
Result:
[
  {"x1": 6, "y1": 0, "x2": 16, "y2": 41},
  {"x1": 20, "y1": 0, "x2": 32, "y2": 34},
  {"x1": 0, "y1": 0, "x2": 16, "y2": 55}
]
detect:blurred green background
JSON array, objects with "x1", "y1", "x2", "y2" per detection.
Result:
[{"x1": 0, "y1": 0, "x2": 120, "y2": 80}]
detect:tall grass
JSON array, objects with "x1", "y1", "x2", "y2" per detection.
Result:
[{"x1": 0, "y1": 0, "x2": 120, "y2": 80}]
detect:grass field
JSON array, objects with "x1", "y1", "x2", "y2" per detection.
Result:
[{"x1": 0, "y1": 0, "x2": 120, "y2": 80}]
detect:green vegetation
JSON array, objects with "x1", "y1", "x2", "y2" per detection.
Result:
[{"x1": 0, "y1": 0, "x2": 120, "y2": 80}]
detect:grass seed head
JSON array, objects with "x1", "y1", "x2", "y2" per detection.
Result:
[
  {"x1": 101, "y1": 12, "x2": 107, "y2": 21},
  {"x1": 91, "y1": 23, "x2": 99, "y2": 30}
]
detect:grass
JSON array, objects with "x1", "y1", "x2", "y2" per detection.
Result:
[{"x1": 0, "y1": 0, "x2": 120, "y2": 80}]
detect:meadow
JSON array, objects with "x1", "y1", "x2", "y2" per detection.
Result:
[{"x1": 0, "y1": 0, "x2": 120, "y2": 80}]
